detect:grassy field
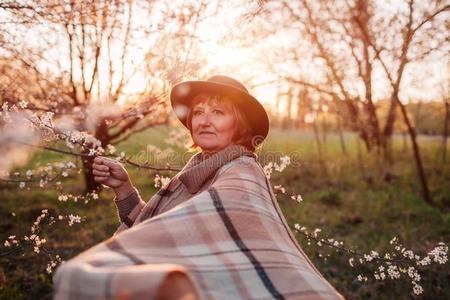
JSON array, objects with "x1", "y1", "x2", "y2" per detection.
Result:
[{"x1": 0, "y1": 125, "x2": 449, "y2": 299}]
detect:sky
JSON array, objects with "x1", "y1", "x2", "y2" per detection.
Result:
[{"x1": 0, "y1": 0, "x2": 448, "y2": 115}]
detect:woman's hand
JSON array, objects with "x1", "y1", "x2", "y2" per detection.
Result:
[{"x1": 92, "y1": 156, "x2": 134, "y2": 198}]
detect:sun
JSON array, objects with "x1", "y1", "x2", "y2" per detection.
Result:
[{"x1": 204, "y1": 44, "x2": 252, "y2": 71}]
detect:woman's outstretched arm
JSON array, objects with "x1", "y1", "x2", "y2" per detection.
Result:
[{"x1": 92, "y1": 157, "x2": 146, "y2": 233}]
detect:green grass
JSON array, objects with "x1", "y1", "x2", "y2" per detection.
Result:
[{"x1": 1, "y1": 125, "x2": 449, "y2": 299}]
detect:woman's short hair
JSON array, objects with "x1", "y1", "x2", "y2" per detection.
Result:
[{"x1": 185, "y1": 93, "x2": 256, "y2": 152}]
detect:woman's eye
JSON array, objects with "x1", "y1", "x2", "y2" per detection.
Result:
[
  {"x1": 193, "y1": 110, "x2": 202, "y2": 116},
  {"x1": 213, "y1": 110, "x2": 223, "y2": 114}
]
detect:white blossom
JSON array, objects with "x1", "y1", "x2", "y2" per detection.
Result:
[
  {"x1": 88, "y1": 148, "x2": 97, "y2": 156},
  {"x1": 58, "y1": 194, "x2": 68, "y2": 202},
  {"x1": 357, "y1": 274, "x2": 368, "y2": 282},
  {"x1": 107, "y1": 144, "x2": 116, "y2": 154},
  {"x1": 413, "y1": 284, "x2": 423, "y2": 295},
  {"x1": 274, "y1": 185, "x2": 286, "y2": 194},
  {"x1": 18, "y1": 100, "x2": 28, "y2": 109},
  {"x1": 428, "y1": 243, "x2": 448, "y2": 264},
  {"x1": 263, "y1": 162, "x2": 273, "y2": 178},
  {"x1": 348, "y1": 257, "x2": 354, "y2": 267},
  {"x1": 68, "y1": 214, "x2": 81, "y2": 226},
  {"x1": 387, "y1": 265, "x2": 400, "y2": 279},
  {"x1": 290, "y1": 194, "x2": 303, "y2": 203},
  {"x1": 154, "y1": 174, "x2": 171, "y2": 188}
]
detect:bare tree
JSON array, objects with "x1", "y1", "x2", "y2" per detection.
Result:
[
  {"x1": 245, "y1": 0, "x2": 448, "y2": 205},
  {"x1": 0, "y1": 0, "x2": 209, "y2": 192}
]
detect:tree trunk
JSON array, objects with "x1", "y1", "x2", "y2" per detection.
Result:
[
  {"x1": 82, "y1": 120, "x2": 110, "y2": 193},
  {"x1": 402, "y1": 131, "x2": 408, "y2": 153},
  {"x1": 82, "y1": 151, "x2": 101, "y2": 194},
  {"x1": 383, "y1": 95, "x2": 397, "y2": 163},
  {"x1": 312, "y1": 118, "x2": 323, "y2": 158},
  {"x1": 442, "y1": 99, "x2": 449, "y2": 164},
  {"x1": 397, "y1": 97, "x2": 432, "y2": 205},
  {"x1": 312, "y1": 117, "x2": 328, "y2": 176},
  {"x1": 337, "y1": 116, "x2": 347, "y2": 156},
  {"x1": 355, "y1": 135, "x2": 367, "y2": 181}
]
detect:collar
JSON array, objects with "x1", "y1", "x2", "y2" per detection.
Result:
[{"x1": 178, "y1": 144, "x2": 256, "y2": 194}]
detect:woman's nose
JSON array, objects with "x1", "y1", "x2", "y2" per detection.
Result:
[{"x1": 199, "y1": 112, "x2": 212, "y2": 126}]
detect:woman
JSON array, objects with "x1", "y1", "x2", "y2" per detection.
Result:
[{"x1": 53, "y1": 76, "x2": 343, "y2": 299}]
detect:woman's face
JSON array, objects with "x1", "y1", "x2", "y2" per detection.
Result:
[{"x1": 191, "y1": 101, "x2": 236, "y2": 154}]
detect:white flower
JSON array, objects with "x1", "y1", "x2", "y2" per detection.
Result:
[
  {"x1": 154, "y1": 174, "x2": 170, "y2": 188},
  {"x1": 18, "y1": 100, "x2": 28, "y2": 109},
  {"x1": 263, "y1": 162, "x2": 273, "y2": 178},
  {"x1": 280, "y1": 155, "x2": 291, "y2": 167},
  {"x1": 1, "y1": 101, "x2": 9, "y2": 111},
  {"x1": 19, "y1": 182, "x2": 26, "y2": 189},
  {"x1": 274, "y1": 185, "x2": 286, "y2": 194},
  {"x1": 403, "y1": 250, "x2": 414, "y2": 259},
  {"x1": 107, "y1": 144, "x2": 116, "y2": 154},
  {"x1": 4, "y1": 240, "x2": 11, "y2": 247},
  {"x1": 58, "y1": 194, "x2": 69, "y2": 202},
  {"x1": 357, "y1": 274, "x2": 367, "y2": 282},
  {"x1": 407, "y1": 267, "x2": 421, "y2": 282},
  {"x1": 26, "y1": 170, "x2": 33, "y2": 178},
  {"x1": 68, "y1": 214, "x2": 81, "y2": 226},
  {"x1": 291, "y1": 194, "x2": 303, "y2": 203},
  {"x1": 387, "y1": 265, "x2": 400, "y2": 279},
  {"x1": 62, "y1": 171, "x2": 69, "y2": 177},
  {"x1": 161, "y1": 176, "x2": 171, "y2": 187},
  {"x1": 417, "y1": 256, "x2": 431, "y2": 266},
  {"x1": 88, "y1": 148, "x2": 97, "y2": 156},
  {"x1": 413, "y1": 284, "x2": 423, "y2": 295},
  {"x1": 154, "y1": 174, "x2": 162, "y2": 188},
  {"x1": 313, "y1": 228, "x2": 321, "y2": 237},
  {"x1": 364, "y1": 254, "x2": 373, "y2": 262},
  {"x1": 348, "y1": 257, "x2": 354, "y2": 267},
  {"x1": 370, "y1": 251, "x2": 379, "y2": 258},
  {"x1": 428, "y1": 243, "x2": 448, "y2": 264}
]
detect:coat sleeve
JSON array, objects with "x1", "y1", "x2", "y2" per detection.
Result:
[{"x1": 113, "y1": 187, "x2": 146, "y2": 235}]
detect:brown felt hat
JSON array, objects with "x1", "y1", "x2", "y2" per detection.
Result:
[{"x1": 170, "y1": 75, "x2": 269, "y2": 145}]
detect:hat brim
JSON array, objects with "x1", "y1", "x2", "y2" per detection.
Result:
[{"x1": 170, "y1": 80, "x2": 269, "y2": 145}]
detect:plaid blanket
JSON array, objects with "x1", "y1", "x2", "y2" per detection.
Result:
[{"x1": 53, "y1": 145, "x2": 344, "y2": 299}]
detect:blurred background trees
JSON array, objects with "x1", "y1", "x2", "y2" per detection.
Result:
[
  {"x1": 1, "y1": 0, "x2": 448, "y2": 199},
  {"x1": 0, "y1": 0, "x2": 213, "y2": 191}
]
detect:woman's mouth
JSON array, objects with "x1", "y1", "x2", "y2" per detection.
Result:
[{"x1": 199, "y1": 131, "x2": 215, "y2": 135}]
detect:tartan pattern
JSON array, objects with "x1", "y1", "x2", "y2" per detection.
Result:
[{"x1": 53, "y1": 146, "x2": 344, "y2": 299}]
